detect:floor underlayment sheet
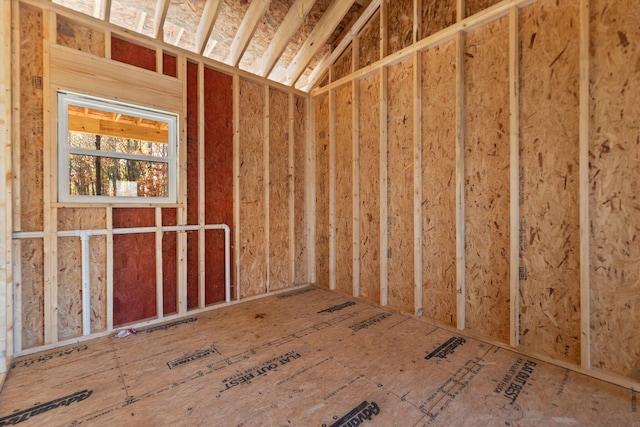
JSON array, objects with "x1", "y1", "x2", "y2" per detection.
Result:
[{"x1": 0, "y1": 286, "x2": 637, "y2": 426}]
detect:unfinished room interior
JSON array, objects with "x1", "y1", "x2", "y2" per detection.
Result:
[{"x1": 0, "y1": 0, "x2": 639, "y2": 424}]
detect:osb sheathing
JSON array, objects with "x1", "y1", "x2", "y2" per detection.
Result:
[
  {"x1": 589, "y1": 0, "x2": 640, "y2": 380},
  {"x1": 421, "y1": 0, "x2": 456, "y2": 40},
  {"x1": 19, "y1": 240, "x2": 44, "y2": 349},
  {"x1": 465, "y1": 0, "x2": 502, "y2": 20},
  {"x1": 268, "y1": 88, "x2": 291, "y2": 291},
  {"x1": 315, "y1": 94, "x2": 330, "y2": 289},
  {"x1": 359, "y1": 12, "x2": 380, "y2": 69},
  {"x1": 518, "y1": 0, "x2": 581, "y2": 363},
  {"x1": 332, "y1": 46, "x2": 353, "y2": 82},
  {"x1": 56, "y1": 14, "x2": 104, "y2": 56},
  {"x1": 421, "y1": 41, "x2": 457, "y2": 326},
  {"x1": 335, "y1": 84, "x2": 353, "y2": 295},
  {"x1": 387, "y1": 0, "x2": 414, "y2": 55},
  {"x1": 208, "y1": 0, "x2": 251, "y2": 63},
  {"x1": 239, "y1": 79, "x2": 267, "y2": 298},
  {"x1": 293, "y1": 96, "x2": 307, "y2": 285},
  {"x1": 57, "y1": 208, "x2": 107, "y2": 340},
  {"x1": 19, "y1": 4, "x2": 45, "y2": 348},
  {"x1": 19, "y1": 4, "x2": 44, "y2": 232},
  {"x1": 387, "y1": 60, "x2": 414, "y2": 314},
  {"x1": 463, "y1": 18, "x2": 510, "y2": 343},
  {"x1": 238, "y1": 0, "x2": 291, "y2": 72},
  {"x1": 358, "y1": 73, "x2": 381, "y2": 304}
]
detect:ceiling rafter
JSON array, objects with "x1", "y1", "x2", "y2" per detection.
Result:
[
  {"x1": 305, "y1": 0, "x2": 380, "y2": 90},
  {"x1": 257, "y1": 0, "x2": 318, "y2": 78},
  {"x1": 153, "y1": 0, "x2": 171, "y2": 41},
  {"x1": 225, "y1": 0, "x2": 272, "y2": 67},
  {"x1": 195, "y1": 0, "x2": 223, "y2": 56},
  {"x1": 284, "y1": 0, "x2": 357, "y2": 87}
]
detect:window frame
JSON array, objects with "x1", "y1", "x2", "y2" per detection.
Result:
[{"x1": 57, "y1": 91, "x2": 178, "y2": 204}]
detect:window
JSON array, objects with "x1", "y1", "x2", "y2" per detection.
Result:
[{"x1": 57, "y1": 92, "x2": 178, "y2": 203}]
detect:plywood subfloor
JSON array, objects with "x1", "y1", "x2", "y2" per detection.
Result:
[{"x1": 0, "y1": 287, "x2": 637, "y2": 426}]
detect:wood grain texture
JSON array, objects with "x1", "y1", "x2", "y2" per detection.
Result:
[
  {"x1": 315, "y1": 94, "x2": 330, "y2": 289},
  {"x1": 421, "y1": 41, "x2": 457, "y2": 326},
  {"x1": 335, "y1": 84, "x2": 354, "y2": 295},
  {"x1": 56, "y1": 14, "x2": 104, "y2": 56},
  {"x1": 19, "y1": 4, "x2": 45, "y2": 349},
  {"x1": 421, "y1": 0, "x2": 456, "y2": 40},
  {"x1": 268, "y1": 88, "x2": 291, "y2": 291},
  {"x1": 358, "y1": 73, "x2": 381, "y2": 304},
  {"x1": 387, "y1": 60, "x2": 414, "y2": 314},
  {"x1": 465, "y1": 0, "x2": 502, "y2": 20},
  {"x1": 463, "y1": 18, "x2": 510, "y2": 343},
  {"x1": 57, "y1": 208, "x2": 107, "y2": 339},
  {"x1": 387, "y1": 0, "x2": 413, "y2": 55},
  {"x1": 19, "y1": 4, "x2": 44, "y2": 232},
  {"x1": 518, "y1": 0, "x2": 581, "y2": 363},
  {"x1": 239, "y1": 79, "x2": 266, "y2": 297},
  {"x1": 293, "y1": 96, "x2": 308, "y2": 285},
  {"x1": 359, "y1": 12, "x2": 380, "y2": 69},
  {"x1": 589, "y1": 0, "x2": 640, "y2": 380},
  {"x1": 332, "y1": 46, "x2": 353, "y2": 82}
]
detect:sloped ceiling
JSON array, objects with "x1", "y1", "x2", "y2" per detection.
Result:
[{"x1": 51, "y1": 0, "x2": 379, "y2": 91}]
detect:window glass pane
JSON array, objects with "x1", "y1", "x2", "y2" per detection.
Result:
[
  {"x1": 69, "y1": 154, "x2": 169, "y2": 198},
  {"x1": 68, "y1": 131, "x2": 169, "y2": 157}
]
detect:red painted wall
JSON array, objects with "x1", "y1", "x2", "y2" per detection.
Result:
[
  {"x1": 162, "y1": 208, "x2": 177, "y2": 315},
  {"x1": 204, "y1": 67, "x2": 234, "y2": 304},
  {"x1": 186, "y1": 61, "x2": 199, "y2": 309},
  {"x1": 112, "y1": 208, "x2": 156, "y2": 325},
  {"x1": 111, "y1": 37, "x2": 156, "y2": 71},
  {"x1": 163, "y1": 53, "x2": 177, "y2": 77}
]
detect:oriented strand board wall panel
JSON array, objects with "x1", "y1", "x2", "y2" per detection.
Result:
[
  {"x1": 56, "y1": 15, "x2": 104, "y2": 56},
  {"x1": 186, "y1": 61, "x2": 199, "y2": 309},
  {"x1": 589, "y1": 0, "x2": 640, "y2": 380},
  {"x1": 19, "y1": 3, "x2": 45, "y2": 349},
  {"x1": 465, "y1": 0, "x2": 501, "y2": 19},
  {"x1": 388, "y1": 0, "x2": 414, "y2": 55},
  {"x1": 421, "y1": 0, "x2": 456, "y2": 40},
  {"x1": 293, "y1": 96, "x2": 308, "y2": 284},
  {"x1": 204, "y1": 67, "x2": 234, "y2": 304},
  {"x1": 421, "y1": 41, "x2": 457, "y2": 326},
  {"x1": 57, "y1": 208, "x2": 107, "y2": 339},
  {"x1": 19, "y1": 240, "x2": 44, "y2": 348},
  {"x1": 518, "y1": 0, "x2": 580, "y2": 363},
  {"x1": 358, "y1": 73, "x2": 381, "y2": 304},
  {"x1": 332, "y1": 46, "x2": 353, "y2": 81},
  {"x1": 359, "y1": 12, "x2": 380, "y2": 69},
  {"x1": 239, "y1": 79, "x2": 266, "y2": 297},
  {"x1": 19, "y1": 4, "x2": 44, "y2": 232},
  {"x1": 315, "y1": 94, "x2": 330, "y2": 288},
  {"x1": 112, "y1": 209, "x2": 157, "y2": 326},
  {"x1": 463, "y1": 18, "x2": 510, "y2": 343},
  {"x1": 268, "y1": 88, "x2": 291, "y2": 291},
  {"x1": 335, "y1": 84, "x2": 353, "y2": 295},
  {"x1": 387, "y1": 60, "x2": 414, "y2": 314}
]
